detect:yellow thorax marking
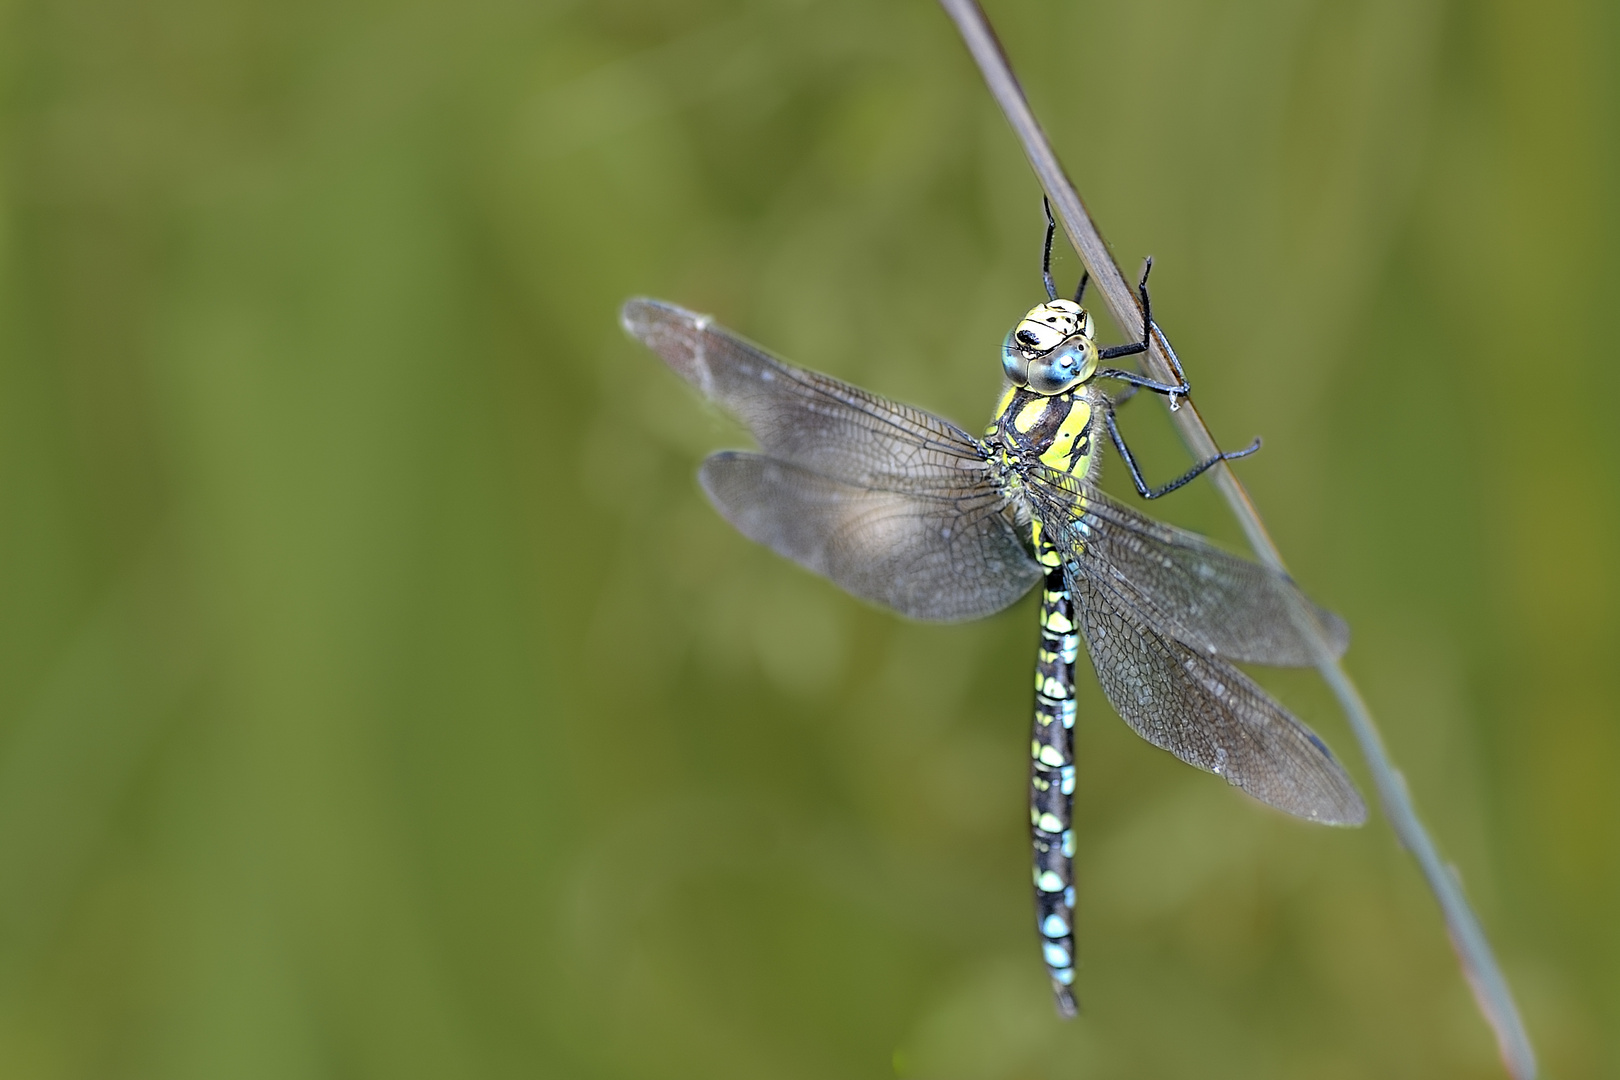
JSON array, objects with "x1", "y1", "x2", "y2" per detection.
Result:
[
  {"x1": 1013, "y1": 396, "x2": 1051, "y2": 434},
  {"x1": 991, "y1": 384, "x2": 1017, "y2": 423},
  {"x1": 1039, "y1": 400, "x2": 1093, "y2": 475}
]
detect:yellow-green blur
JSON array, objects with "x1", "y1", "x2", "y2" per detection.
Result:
[{"x1": 0, "y1": 0, "x2": 1612, "y2": 1078}]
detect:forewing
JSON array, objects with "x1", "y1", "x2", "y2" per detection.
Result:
[
  {"x1": 1027, "y1": 466, "x2": 1348, "y2": 666},
  {"x1": 701, "y1": 452, "x2": 1042, "y2": 621},
  {"x1": 1070, "y1": 571, "x2": 1365, "y2": 824},
  {"x1": 623, "y1": 298, "x2": 988, "y2": 492}
]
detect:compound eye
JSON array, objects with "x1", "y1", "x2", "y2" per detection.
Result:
[
  {"x1": 1001, "y1": 332, "x2": 1029, "y2": 385},
  {"x1": 1026, "y1": 343, "x2": 1086, "y2": 394}
]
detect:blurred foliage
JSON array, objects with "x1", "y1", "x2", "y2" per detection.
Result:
[{"x1": 0, "y1": 0, "x2": 1616, "y2": 1076}]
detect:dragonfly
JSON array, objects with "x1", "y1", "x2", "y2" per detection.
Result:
[{"x1": 621, "y1": 208, "x2": 1366, "y2": 1018}]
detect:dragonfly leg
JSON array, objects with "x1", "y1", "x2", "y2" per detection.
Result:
[
  {"x1": 1040, "y1": 198, "x2": 1059, "y2": 302},
  {"x1": 1032, "y1": 203, "x2": 1157, "y2": 375},
  {"x1": 1105, "y1": 404, "x2": 1261, "y2": 500},
  {"x1": 1093, "y1": 260, "x2": 1202, "y2": 407},
  {"x1": 1073, "y1": 269, "x2": 1090, "y2": 306},
  {"x1": 1095, "y1": 365, "x2": 1190, "y2": 398},
  {"x1": 1109, "y1": 380, "x2": 1140, "y2": 407},
  {"x1": 1031, "y1": 568, "x2": 1080, "y2": 1017},
  {"x1": 1096, "y1": 258, "x2": 1161, "y2": 365},
  {"x1": 1041, "y1": 196, "x2": 1094, "y2": 305}
]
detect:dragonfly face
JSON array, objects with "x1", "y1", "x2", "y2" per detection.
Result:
[
  {"x1": 622, "y1": 284, "x2": 1365, "y2": 1020},
  {"x1": 1002, "y1": 298, "x2": 1099, "y2": 394}
]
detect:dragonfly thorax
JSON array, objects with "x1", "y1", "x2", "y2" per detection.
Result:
[
  {"x1": 1002, "y1": 299, "x2": 1099, "y2": 395},
  {"x1": 989, "y1": 385, "x2": 1098, "y2": 484}
]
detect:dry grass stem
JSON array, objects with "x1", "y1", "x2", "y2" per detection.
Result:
[{"x1": 937, "y1": 2, "x2": 1536, "y2": 1076}]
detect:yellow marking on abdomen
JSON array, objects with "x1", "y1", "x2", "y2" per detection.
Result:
[{"x1": 1029, "y1": 519, "x2": 1063, "y2": 568}]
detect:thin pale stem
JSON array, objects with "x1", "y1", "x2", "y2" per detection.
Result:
[{"x1": 937, "y1": 2, "x2": 1535, "y2": 1077}]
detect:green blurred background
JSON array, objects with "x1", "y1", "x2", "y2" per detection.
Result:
[{"x1": 1, "y1": 0, "x2": 1615, "y2": 1076}]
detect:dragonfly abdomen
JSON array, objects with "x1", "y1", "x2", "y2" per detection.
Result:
[{"x1": 1030, "y1": 566, "x2": 1079, "y2": 1017}]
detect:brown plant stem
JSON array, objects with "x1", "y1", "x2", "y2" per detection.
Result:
[{"x1": 937, "y1": 2, "x2": 1536, "y2": 1077}]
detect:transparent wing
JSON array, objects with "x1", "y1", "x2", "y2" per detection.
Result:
[
  {"x1": 624, "y1": 298, "x2": 1042, "y2": 620},
  {"x1": 623, "y1": 298, "x2": 990, "y2": 491},
  {"x1": 1069, "y1": 571, "x2": 1366, "y2": 824},
  {"x1": 1026, "y1": 465, "x2": 1348, "y2": 666},
  {"x1": 701, "y1": 453, "x2": 1041, "y2": 621}
]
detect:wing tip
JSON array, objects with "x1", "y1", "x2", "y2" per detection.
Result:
[
  {"x1": 621, "y1": 297, "x2": 721, "y2": 395},
  {"x1": 1235, "y1": 776, "x2": 1368, "y2": 827},
  {"x1": 1340, "y1": 800, "x2": 1370, "y2": 827},
  {"x1": 1307, "y1": 731, "x2": 1368, "y2": 826},
  {"x1": 1308, "y1": 605, "x2": 1352, "y2": 658},
  {"x1": 1310, "y1": 787, "x2": 1370, "y2": 827},
  {"x1": 1227, "y1": 769, "x2": 1368, "y2": 827},
  {"x1": 1289, "y1": 730, "x2": 1368, "y2": 826},
  {"x1": 620, "y1": 296, "x2": 683, "y2": 341}
]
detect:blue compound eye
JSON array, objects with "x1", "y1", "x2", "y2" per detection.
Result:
[
  {"x1": 1002, "y1": 332, "x2": 1030, "y2": 386},
  {"x1": 1027, "y1": 342, "x2": 1087, "y2": 394}
]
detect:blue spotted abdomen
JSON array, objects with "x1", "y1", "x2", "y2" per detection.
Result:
[{"x1": 1030, "y1": 564, "x2": 1079, "y2": 1016}]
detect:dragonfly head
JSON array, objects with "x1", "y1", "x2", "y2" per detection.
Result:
[{"x1": 1001, "y1": 299, "x2": 1098, "y2": 395}]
